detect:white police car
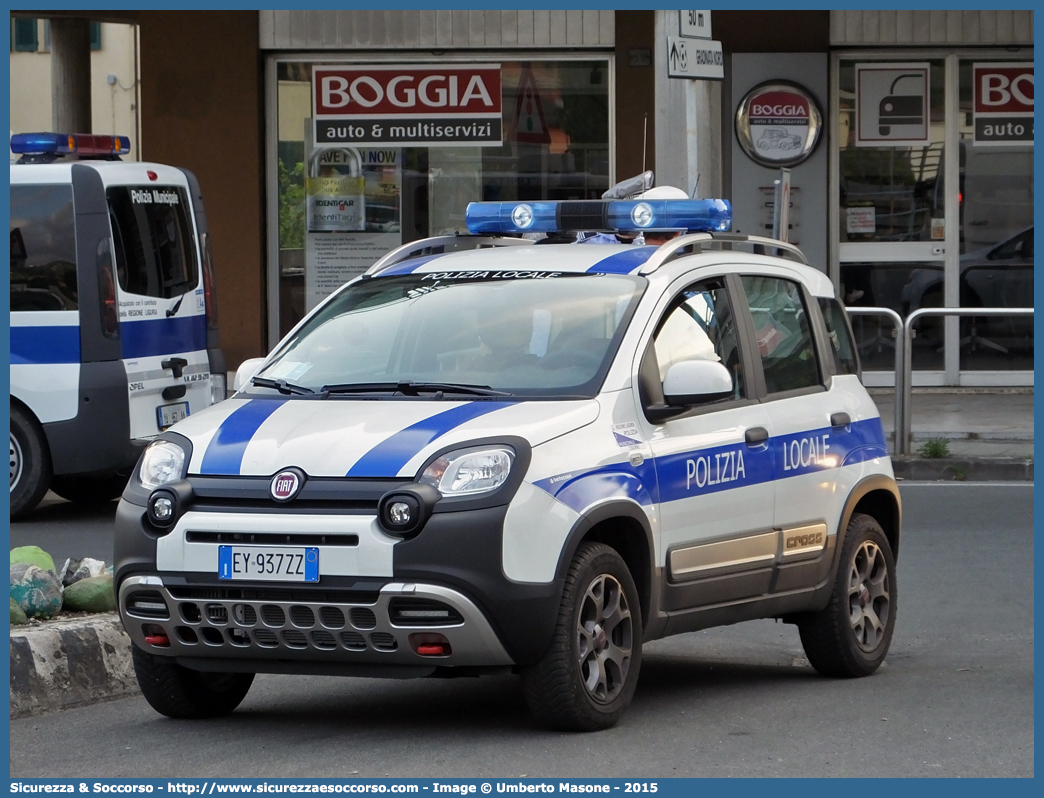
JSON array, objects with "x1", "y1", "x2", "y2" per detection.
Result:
[{"x1": 115, "y1": 196, "x2": 899, "y2": 731}]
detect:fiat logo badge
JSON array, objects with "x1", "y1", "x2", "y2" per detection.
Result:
[{"x1": 270, "y1": 469, "x2": 304, "y2": 502}]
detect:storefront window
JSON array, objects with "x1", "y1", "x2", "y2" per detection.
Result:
[
  {"x1": 274, "y1": 58, "x2": 611, "y2": 338},
  {"x1": 838, "y1": 60, "x2": 946, "y2": 244},
  {"x1": 956, "y1": 59, "x2": 1033, "y2": 371}
]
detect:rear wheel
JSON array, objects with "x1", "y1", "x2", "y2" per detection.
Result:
[
  {"x1": 798, "y1": 513, "x2": 897, "y2": 678},
  {"x1": 521, "y1": 542, "x2": 642, "y2": 731},
  {"x1": 132, "y1": 646, "x2": 254, "y2": 719},
  {"x1": 10, "y1": 404, "x2": 52, "y2": 519},
  {"x1": 50, "y1": 473, "x2": 129, "y2": 505}
]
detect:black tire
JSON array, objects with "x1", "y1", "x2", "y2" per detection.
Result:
[
  {"x1": 798, "y1": 513, "x2": 897, "y2": 678},
  {"x1": 132, "y1": 645, "x2": 254, "y2": 719},
  {"x1": 521, "y1": 542, "x2": 642, "y2": 731},
  {"x1": 50, "y1": 473, "x2": 129, "y2": 504},
  {"x1": 10, "y1": 404, "x2": 52, "y2": 519}
]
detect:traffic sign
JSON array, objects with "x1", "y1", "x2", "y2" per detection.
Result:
[
  {"x1": 667, "y1": 36, "x2": 723, "y2": 81},
  {"x1": 679, "y1": 10, "x2": 712, "y2": 39}
]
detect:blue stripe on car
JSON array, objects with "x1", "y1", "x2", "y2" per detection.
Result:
[
  {"x1": 121, "y1": 316, "x2": 208, "y2": 359},
  {"x1": 535, "y1": 418, "x2": 887, "y2": 514},
  {"x1": 587, "y1": 246, "x2": 656, "y2": 274},
  {"x1": 10, "y1": 325, "x2": 80, "y2": 364},
  {"x1": 347, "y1": 401, "x2": 512, "y2": 477},
  {"x1": 199, "y1": 399, "x2": 287, "y2": 475},
  {"x1": 378, "y1": 253, "x2": 450, "y2": 276}
]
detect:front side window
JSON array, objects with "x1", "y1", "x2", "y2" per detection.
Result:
[
  {"x1": 253, "y1": 271, "x2": 644, "y2": 399},
  {"x1": 652, "y1": 278, "x2": 744, "y2": 400},
  {"x1": 107, "y1": 186, "x2": 198, "y2": 299},
  {"x1": 741, "y1": 275, "x2": 820, "y2": 394},
  {"x1": 818, "y1": 297, "x2": 859, "y2": 376},
  {"x1": 10, "y1": 184, "x2": 78, "y2": 311}
]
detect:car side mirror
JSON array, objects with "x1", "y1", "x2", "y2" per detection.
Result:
[
  {"x1": 662, "y1": 359, "x2": 734, "y2": 406},
  {"x1": 232, "y1": 357, "x2": 266, "y2": 393}
]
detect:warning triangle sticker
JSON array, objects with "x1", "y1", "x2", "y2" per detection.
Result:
[{"x1": 512, "y1": 65, "x2": 551, "y2": 144}]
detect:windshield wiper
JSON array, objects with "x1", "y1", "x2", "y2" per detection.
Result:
[
  {"x1": 250, "y1": 376, "x2": 316, "y2": 395},
  {"x1": 321, "y1": 380, "x2": 511, "y2": 397}
]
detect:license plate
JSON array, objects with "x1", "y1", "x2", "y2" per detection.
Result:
[
  {"x1": 218, "y1": 546, "x2": 319, "y2": 582},
  {"x1": 157, "y1": 401, "x2": 189, "y2": 431}
]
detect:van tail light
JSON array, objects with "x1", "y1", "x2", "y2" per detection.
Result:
[
  {"x1": 97, "y1": 239, "x2": 119, "y2": 339},
  {"x1": 201, "y1": 232, "x2": 218, "y2": 331}
]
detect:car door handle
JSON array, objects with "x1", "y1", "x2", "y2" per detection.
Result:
[
  {"x1": 830, "y1": 412, "x2": 851, "y2": 428},
  {"x1": 745, "y1": 426, "x2": 769, "y2": 446}
]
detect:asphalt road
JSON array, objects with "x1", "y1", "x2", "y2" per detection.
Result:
[{"x1": 9, "y1": 483, "x2": 1034, "y2": 778}]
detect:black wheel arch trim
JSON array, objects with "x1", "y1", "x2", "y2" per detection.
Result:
[{"x1": 554, "y1": 499, "x2": 656, "y2": 629}]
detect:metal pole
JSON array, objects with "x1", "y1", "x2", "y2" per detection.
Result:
[
  {"x1": 901, "y1": 307, "x2": 1034, "y2": 455},
  {"x1": 845, "y1": 307, "x2": 904, "y2": 454}
]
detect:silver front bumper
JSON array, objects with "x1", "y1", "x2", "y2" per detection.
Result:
[{"x1": 119, "y1": 576, "x2": 514, "y2": 669}]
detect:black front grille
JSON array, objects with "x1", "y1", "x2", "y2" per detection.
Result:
[
  {"x1": 167, "y1": 586, "x2": 382, "y2": 605},
  {"x1": 233, "y1": 604, "x2": 257, "y2": 625},
  {"x1": 349, "y1": 607, "x2": 377, "y2": 630},
  {"x1": 319, "y1": 607, "x2": 345, "y2": 628},
  {"x1": 283, "y1": 630, "x2": 307, "y2": 648},
  {"x1": 260, "y1": 605, "x2": 286, "y2": 627},
  {"x1": 289, "y1": 605, "x2": 315, "y2": 628},
  {"x1": 340, "y1": 631, "x2": 367, "y2": 650},
  {"x1": 370, "y1": 632, "x2": 398, "y2": 651},
  {"x1": 205, "y1": 604, "x2": 228, "y2": 624},
  {"x1": 388, "y1": 598, "x2": 464, "y2": 626},
  {"x1": 185, "y1": 531, "x2": 359, "y2": 546},
  {"x1": 311, "y1": 630, "x2": 336, "y2": 649},
  {"x1": 254, "y1": 629, "x2": 278, "y2": 647}
]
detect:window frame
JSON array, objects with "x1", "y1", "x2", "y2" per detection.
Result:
[
  {"x1": 734, "y1": 272, "x2": 829, "y2": 402},
  {"x1": 637, "y1": 273, "x2": 761, "y2": 422},
  {"x1": 12, "y1": 18, "x2": 39, "y2": 52}
]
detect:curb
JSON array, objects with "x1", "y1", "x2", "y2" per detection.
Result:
[
  {"x1": 9, "y1": 613, "x2": 138, "y2": 719},
  {"x1": 891, "y1": 456, "x2": 1034, "y2": 482}
]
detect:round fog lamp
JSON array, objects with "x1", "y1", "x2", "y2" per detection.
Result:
[
  {"x1": 631, "y1": 202, "x2": 654, "y2": 228},
  {"x1": 388, "y1": 501, "x2": 413, "y2": 526},
  {"x1": 511, "y1": 204, "x2": 534, "y2": 229},
  {"x1": 152, "y1": 496, "x2": 173, "y2": 520}
]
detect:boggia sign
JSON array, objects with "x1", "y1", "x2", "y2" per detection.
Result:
[
  {"x1": 313, "y1": 65, "x2": 503, "y2": 147},
  {"x1": 735, "y1": 81, "x2": 822, "y2": 167},
  {"x1": 973, "y1": 63, "x2": 1033, "y2": 146}
]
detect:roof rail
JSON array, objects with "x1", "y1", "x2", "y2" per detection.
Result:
[
  {"x1": 366, "y1": 234, "x2": 534, "y2": 276},
  {"x1": 638, "y1": 232, "x2": 809, "y2": 275}
]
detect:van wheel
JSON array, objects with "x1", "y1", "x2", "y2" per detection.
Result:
[
  {"x1": 132, "y1": 646, "x2": 254, "y2": 719},
  {"x1": 50, "y1": 473, "x2": 129, "y2": 505},
  {"x1": 521, "y1": 542, "x2": 642, "y2": 731},
  {"x1": 10, "y1": 404, "x2": 52, "y2": 519},
  {"x1": 798, "y1": 513, "x2": 897, "y2": 678}
]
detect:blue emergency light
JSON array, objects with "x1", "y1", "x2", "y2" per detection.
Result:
[
  {"x1": 465, "y1": 199, "x2": 731, "y2": 236},
  {"x1": 11, "y1": 132, "x2": 131, "y2": 157}
]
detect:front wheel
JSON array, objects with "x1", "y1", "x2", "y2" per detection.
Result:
[
  {"x1": 798, "y1": 513, "x2": 897, "y2": 678},
  {"x1": 10, "y1": 404, "x2": 52, "y2": 519},
  {"x1": 132, "y1": 646, "x2": 254, "y2": 718},
  {"x1": 521, "y1": 542, "x2": 642, "y2": 731}
]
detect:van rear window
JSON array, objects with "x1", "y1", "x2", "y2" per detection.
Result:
[
  {"x1": 9, "y1": 184, "x2": 78, "y2": 311},
  {"x1": 107, "y1": 186, "x2": 198, "y2": 299}
]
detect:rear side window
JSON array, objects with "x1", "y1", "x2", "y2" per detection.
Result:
[
  {"x1": 741, "y1": 275, "x2": 820, "y2": 394},
  {"x1": 107, "y1": 186, "x2": 198, "y2": 299},
  {"x1": 818, "y1": 298, "x2": 860, "y2": 376},
  {"x1": 9, "y1": 184, "x2": 78, "y2": 311}
]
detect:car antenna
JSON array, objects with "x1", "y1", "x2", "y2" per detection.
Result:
[{"x1": 641, "y1": 113, "x2": 648, "y2": 175}]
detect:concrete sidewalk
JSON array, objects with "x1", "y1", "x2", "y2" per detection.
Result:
[{"x1": 870, "y1": 387, "x2": 1034, "y2": 480}]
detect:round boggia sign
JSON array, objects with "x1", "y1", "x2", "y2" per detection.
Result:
[
  {"x1": 270, "y1": 469, "x2": 304, "y2": 502},
  {"x1": 736, "y1": 81, "x2": 823, "y2": 167}
]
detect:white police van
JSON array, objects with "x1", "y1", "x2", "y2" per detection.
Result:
[
  {"x1": 10, "y1": 133, "x2": 226, "y2": 518},
  {"x1": 115, "y1": 195, "x2": 899, "y2": 731}
]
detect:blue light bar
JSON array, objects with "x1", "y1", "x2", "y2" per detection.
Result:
[
  {"x1": 465, "y1": 199, "x2": 732, "y2": 236},
  {"x1": 11, "y1": 132, "x2": 131, "y2": 156}
]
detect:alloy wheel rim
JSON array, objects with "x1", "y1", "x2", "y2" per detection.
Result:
[
  {"x1": 847, "y1": 540, "x2": 890, "y2": 652},
  {"x1": 576, "y1": 573, "x2": 632, "y2": 704},
  {"x1": 10, "y1": 433, "x2": 23, "y2": 494}
]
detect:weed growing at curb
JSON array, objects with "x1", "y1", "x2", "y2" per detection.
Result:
[{"x1": 918, "y1": 437, "x2": 951, "y2": 458}]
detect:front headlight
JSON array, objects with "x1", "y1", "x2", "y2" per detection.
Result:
[
  {"x1": 139, "y1": 441, "x2": 187, "y2": 490},
  {"x1": 419, "y1": 447, "x2": 514, "y2": 497}
]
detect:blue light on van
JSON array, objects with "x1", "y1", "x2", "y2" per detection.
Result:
[
  {"x1": 464, "y1": 199, "x2": 731, "y2": 235},
  {"x1": 11, "y1": 132, "x2": 131, "y2": 156}
]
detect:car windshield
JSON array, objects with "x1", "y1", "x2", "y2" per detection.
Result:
[{"x1": 251, "y1": 270, "x2": 646, "y2": 399}]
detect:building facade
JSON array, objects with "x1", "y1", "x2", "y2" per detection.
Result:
[{"x1": 11, "y1": 9, "x2": 1034, "y2": 386}]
